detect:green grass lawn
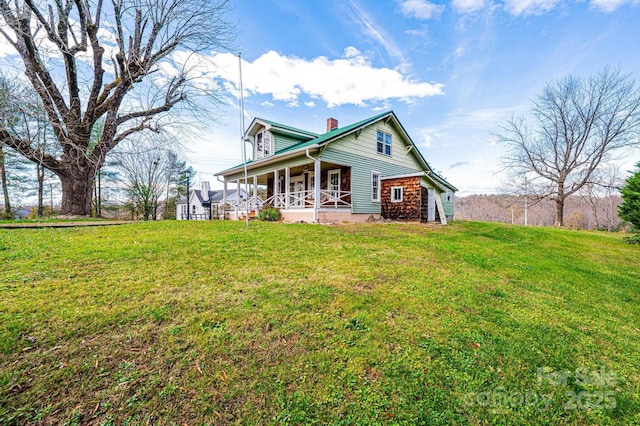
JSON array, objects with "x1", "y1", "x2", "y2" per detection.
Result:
[{"x1": 1, "y1": 221, "x2": 638, "y2": 425}]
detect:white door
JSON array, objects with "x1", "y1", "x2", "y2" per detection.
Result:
[
  {"x1": 427, "y1": 188, "x2": 436, "y2": 222},
  {"x1": 289, "y1": 176, "x2": 305, "y2": 207},
  {"x1": 328, "y1": 170, "x2": 340, "y2": 199}
]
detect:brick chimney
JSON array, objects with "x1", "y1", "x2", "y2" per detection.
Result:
[
  {"x1": 327, "y1": 117, "x2": 338, "y2": 132},
  {"x1": 200, "y1": 181, "x2": 210, "y2": 201}
]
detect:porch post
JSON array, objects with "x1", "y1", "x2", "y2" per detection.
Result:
[
  {"x1": 284, "y1": 167, "x2": 290, "y2": 209},
  {"x1": 236, "y1": 179, "x2": 241, "y2": 221},
  {"x1": 222, "y1": 180, "x2": 227, "y2": 205},
  {"x1": 253, "y1": 175, "x2": 258, "y2": 211},
  {"x1": 314, "y1": 160, "x2": 321, "y2": 223},
  {"x1": 274, "y1": 169, "x2": 279, "y2": 208}
]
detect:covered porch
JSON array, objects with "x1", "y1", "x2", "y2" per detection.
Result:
[{"x1": 222, "y1": 160, "x2": 352, "y2": 222}]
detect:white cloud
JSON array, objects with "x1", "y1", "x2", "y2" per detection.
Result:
[
  {"x1": 452, "y1": 0, "x2": 487, "y2": 13},
  {"x1": 345, "y1": 0, "x2": 408, "y2": 68},
  {"x1": 399, "y1": 0, "x2": 446, "y2": 19},
  {"x1": 261, "y1": 101, "x2": 275, "y2": 107},
  {"x1": 502, "y1": 0, "x2": 562, "y2": 16},
  {"x1": 304, "y1": 101, "x2": 317, "y2": 108},
  {"x1": 590, "y1": 0, "x2": 640, "y2": 12},
  {"x1": 453, "y1": 43, "x2": 467, "y2": 58},
  {"x1": 418, "y1": 130, "x2": 436, "y2": 147},
  {"x1": 207, "y1": 48, "x2": 444, "y2": 108}
]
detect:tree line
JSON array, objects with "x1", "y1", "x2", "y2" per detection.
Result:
[{"x1": 455, "y1": 194, "x2": 625, "y2": 231}]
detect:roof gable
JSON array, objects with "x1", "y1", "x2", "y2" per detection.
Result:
[{"x1": 245, "y1": 117, "x2": 319, "y2": 140}]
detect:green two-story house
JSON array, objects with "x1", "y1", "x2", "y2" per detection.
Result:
[{"x1": 215, "y1": 111, "x2": 457, "y2": 223}]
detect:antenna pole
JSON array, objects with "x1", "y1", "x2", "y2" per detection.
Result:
[{"x1": 239, "y1": 52, "x2": 249, "y2": 226}]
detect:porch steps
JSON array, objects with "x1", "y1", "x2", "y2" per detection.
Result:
[{"x1": 239, "y1": 210, "x2": 257, "y2": 221}]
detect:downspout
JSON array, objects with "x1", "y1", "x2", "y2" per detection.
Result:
[{"x1": 306, "y1": 148, "x2": 320, "y2": 223}]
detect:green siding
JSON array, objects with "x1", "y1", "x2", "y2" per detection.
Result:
[
  {"x1": 273, "y1": 132, "x2": 308, "y2": 153},
  {"x1": 327, "y1": 122, "x2": 426, "y2": 170},
  {"x1": 441, "y1": 191, "x2": 455, "y2": 218},
  {"x1": 322, "y1": 153, "x2": 423, "y2": 215},
  {"x1": 420, "y1": 175, "x2": 438, "y2": 190}
]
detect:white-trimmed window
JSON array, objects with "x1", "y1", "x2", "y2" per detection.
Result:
[
  {"x1": 181, "y1": 205, "x2": 187, "y2": 215},
  {"x1": 376, "y1": 130, "x2": 392, "y2": 156},
  {"x1": 391, "y1": 186, "x2": 403, "y2": 202},
  {"x1": 446, "y1": 190, "x2": 452, "y2": 202},
  {"x1": 372, "y1": 172, "x2": 381, "y2": 202},
  {"x1": 256, "y1": 131, "x2": 272, "y2": 159}
]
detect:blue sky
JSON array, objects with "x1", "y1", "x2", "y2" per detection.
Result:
[
  {"x1": 1, "y1": 0, "x2": 639, "y2": 195},
  {"x1": 191, "y1": 0, "x2": 640, "y2": 194}
]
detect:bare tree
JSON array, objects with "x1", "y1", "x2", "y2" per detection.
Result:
[
  {"x1": 162, "y1": 150, "x2": 186, "y2": 219},
  {"x1": 115, "y1": 140, "x2": 172, "y2": 221},
  {"x1": 0, "y1": 75, "x2": 32, "y2": 218},
  {"x1": 497, "y1": 68, "x2": 640, "y2": 226},
  {"x1": 0, "y1": 0, "x2": 233, "y2": 215},
  {"x1": 578, "y1": 165, "x2": 623, "y2": 231}
]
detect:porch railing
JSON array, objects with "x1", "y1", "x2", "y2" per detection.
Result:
[
  {"x1": 263, "y1": 190, "x2": 351, "y2": 209},
  {"x1": 228, "y1": 196, "x2": 263, "y2": 212},
  {"x1": 180, "y1": 213, "x2": 210, "y2": 220},
  {"x1": 320, "y1": 189, "x2": 351, "y2": 208},
  {"x1": 264, "y1": 193, "x2": 286, "y2": 208}
]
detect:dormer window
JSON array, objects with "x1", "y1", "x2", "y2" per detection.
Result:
[{"x1": 256, "y1": 131, "x2": 272, "y2": 159}]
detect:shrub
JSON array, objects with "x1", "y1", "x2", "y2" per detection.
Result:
[
  {"x1": 622, "y1": 234, "x2": 640, "y2": 245},
  {"x1": 257, "y1": 206, "x2": 281, "y2": 222}
]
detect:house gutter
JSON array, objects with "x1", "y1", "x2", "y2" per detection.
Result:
[
  {"x1": 216, "y1": 144, "x2": 320, "y2": 178},
  {"x1": 305, "y1": 148, "x2": 321, "y2": 223}
]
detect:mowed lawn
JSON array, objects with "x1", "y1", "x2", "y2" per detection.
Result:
[{"x1": 1, "y1": 220, "x2": 639, "y2": 425}]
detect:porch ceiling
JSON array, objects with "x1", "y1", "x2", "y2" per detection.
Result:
[{"x1": 233, "y1": 161, "x2": 348, "y2": 185}]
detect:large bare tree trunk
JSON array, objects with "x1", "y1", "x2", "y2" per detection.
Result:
[
  {"x1": 555, "y1": 181, "x2": 565, "y2": 226},
  {"x1": 555, "y1": 198, "x2": 565, "y2": 227},
  {"x1": 59, "y1": 173, "x2": 95, "y2": 216}
]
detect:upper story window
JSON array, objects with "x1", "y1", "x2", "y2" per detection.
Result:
[
  {"x1": 256, "y1": 131, "x2": 272, "y2": 159},
  {"x1": 376, "y1": 130, "x2": 391, "y2": 156},
  {"x1": 446, "y1": 190, "x2": 452, "y2": 203}
]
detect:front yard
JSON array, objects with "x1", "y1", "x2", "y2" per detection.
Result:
[{"x1": 1, "y1": 221, "x2": 638, "y2": 424}]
